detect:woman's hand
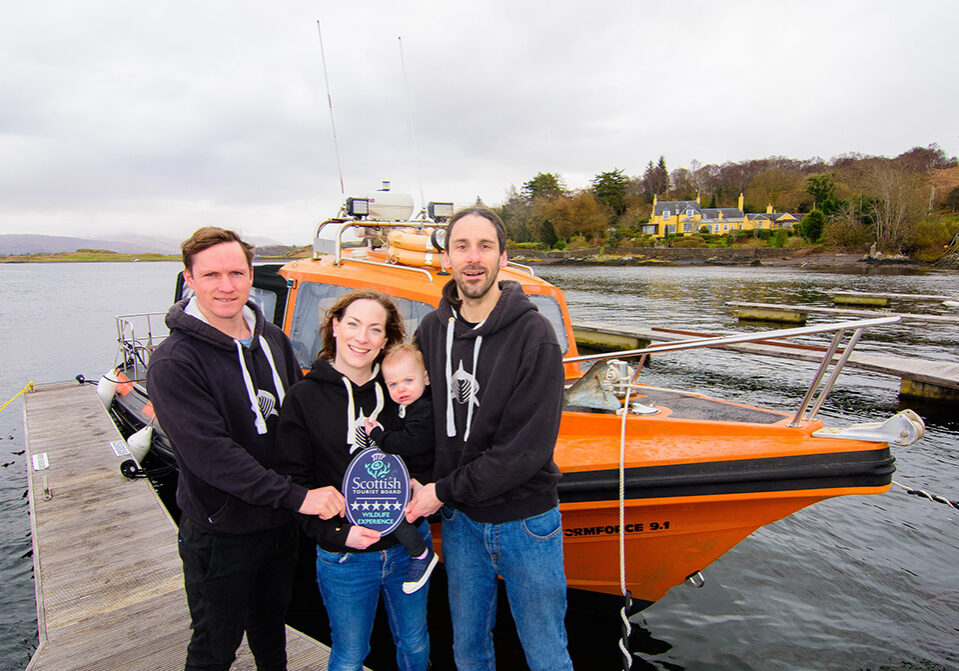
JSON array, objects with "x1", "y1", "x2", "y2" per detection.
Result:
[{"x1": 345, "y1": 525, "x2": 381, "y2": 550}]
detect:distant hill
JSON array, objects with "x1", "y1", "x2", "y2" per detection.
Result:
[
  {"x1": 0, "y1": 233, "x2": 290, "y2": 256},
  {"x1": 0, "y1": 234, "x2": 156, "y2": 255}
]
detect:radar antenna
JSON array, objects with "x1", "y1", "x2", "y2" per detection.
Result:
[{"x1": 316, "y1": 20, "x2": 345, "y2": 195}]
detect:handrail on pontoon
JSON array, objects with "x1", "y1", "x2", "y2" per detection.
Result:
[
  {"x1": 562, "y1": 316, "x2": 901, "y2": 426},
  {"x1": 114, "y1": 312, "x2": 169, "y2": 378}
]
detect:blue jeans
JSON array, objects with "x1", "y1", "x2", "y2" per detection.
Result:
[
  {"x1": 441, "y1": 505, "x2": 573, "y2": 671},
  {"x1": 314, "y1": 524, "x2": 431, "y2": 671}
]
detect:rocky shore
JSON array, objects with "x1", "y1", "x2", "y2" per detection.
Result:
[{"x1": 509, "y1": 246, "x2": 956, "y2": 271}]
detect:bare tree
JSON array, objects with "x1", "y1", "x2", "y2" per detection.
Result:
[
  {"x1": 542, "y1": 192, "x2": 608, "y2": 242},
  {"x1": 863, "y1": 162, "x2": 926, "y2": 252}
]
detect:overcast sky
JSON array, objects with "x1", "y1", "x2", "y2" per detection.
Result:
[{"x1": 2, "y1": 1, "x2": 956, "y2": 245}]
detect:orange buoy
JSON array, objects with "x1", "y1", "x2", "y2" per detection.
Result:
[
  {"x1": 387, "y1": 229, "x2": 440, "y2": 252},
  {"x1": 386, "y1": 246, "x2": 444, "y2": 268}
]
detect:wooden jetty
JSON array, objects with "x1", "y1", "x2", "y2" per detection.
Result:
[
  {"x1": 726, "y1": 301, "x2": 959, "y2": 326},
  {"x1": 571, "y1": 321, "x2": 959, "y2": 402},
  {"x1": 827, "y1": 290, "x2": 958, "y2": 307},
  {"x1": 23, "y1": 381, "x2": 336, "y2": 671}
]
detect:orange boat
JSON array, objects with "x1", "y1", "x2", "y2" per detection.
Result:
[{"x1": 102, "y1": 193, "x2": 925, "y2": 609}]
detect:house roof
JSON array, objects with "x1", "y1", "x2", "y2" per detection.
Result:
[
  {"x1": 654, "y1": 200, "x2": 701, "y2": 216},
  {"x1": 702, "y1": 207, "x2": 745, "y2": 221}
]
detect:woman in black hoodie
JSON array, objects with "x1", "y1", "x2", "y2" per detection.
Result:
[{"x1": 276, "y1": 289, "x2": 431, "y2": 671}]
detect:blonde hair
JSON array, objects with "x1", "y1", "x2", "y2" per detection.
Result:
[{"x1": 381, "y1": 342, "x2": 425, "y2": 371}]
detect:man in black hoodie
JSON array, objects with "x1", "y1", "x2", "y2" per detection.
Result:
[
  {"x1": 407, "y1": 207, "x2": 573, "y2": 671},
  {"x1": 147, "y1": 227, "x2": 344, "y2": 671}
]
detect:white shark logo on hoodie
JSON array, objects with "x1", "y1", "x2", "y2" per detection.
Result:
[
  {"x1": 256, "y1": 389, "x2": 279, "y2": 420},
  {"x1": 450, "y1": 360, "x2": 480, "y2": 408},
  {"x1": 348, "y1": 410, "x2": 375, "y2": 454}
]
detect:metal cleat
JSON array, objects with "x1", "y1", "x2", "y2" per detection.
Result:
[{"x1": 812, "y1": 409, "x2": 925, "y2": 446}]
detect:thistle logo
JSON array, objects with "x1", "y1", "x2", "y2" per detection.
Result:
[
  {"x1": 365, "y1": 457, "x2": 391, "y2": 479},
  {"x1": 343, "y1": 448, "x2": 410, "y2": 535}
]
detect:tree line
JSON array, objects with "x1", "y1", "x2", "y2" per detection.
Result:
[{"x1": 492, "y1": 143, "x2": 959, "y2": 256}]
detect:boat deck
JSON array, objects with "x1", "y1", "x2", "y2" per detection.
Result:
[{"x1": 23, "y1": 381, "x2": 335, "y2": 671}]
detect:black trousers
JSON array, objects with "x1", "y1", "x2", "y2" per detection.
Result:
[
  {"x1": 390, "y1": 518, "x2": 427, "y2": 557},
  {"x1": 177, "y1": 517, "x2": 298, "y2": 671}
]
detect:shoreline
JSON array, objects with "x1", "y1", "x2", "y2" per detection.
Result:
[
  {"x1": 3, "y1": 250, "x2": 955, "y2": 273},
  {"x1": 511, "y1": 248, "x2": 958, "y2": 272}
]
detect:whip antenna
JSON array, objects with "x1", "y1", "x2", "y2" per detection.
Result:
[
  {"x1": 398, "y1": 36, "x2": 425, "y2": 209},
  {"x1": 316, "y1": 20, "x2": 345, "y2": 194}
]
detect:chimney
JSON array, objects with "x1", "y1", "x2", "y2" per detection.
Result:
[{"x1": 737, "y1": 192, "x2": 744, "y2": 211}]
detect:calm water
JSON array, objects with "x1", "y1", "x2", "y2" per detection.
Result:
[{"x1": 1, "y1": 262, "x2": 957, "y2": 670}]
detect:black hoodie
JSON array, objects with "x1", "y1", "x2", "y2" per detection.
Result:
[
  {"x1": 147, "y1": 297, "x2": 306, "y2": 535},
  {"x1": 414, "y1": 280, "x2": 564, "y2": 523},
  {"x1": 275, "y1": 358, "x2": 424, "y2": 552}
]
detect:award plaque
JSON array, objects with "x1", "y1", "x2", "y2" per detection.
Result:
[{"x1": 342, "y1": 448, "x2": 411, "y2": 535}]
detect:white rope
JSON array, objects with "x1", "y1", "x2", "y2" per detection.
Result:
[
  {"x1": 617, "y1": 367, "x2": 633, "y2": 669},
  {"x1": 892, "y1": 480, "x2": 959, "y2": 510}
]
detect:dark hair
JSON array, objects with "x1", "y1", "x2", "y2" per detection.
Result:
[
  {"x1": 445, "y1": 206, "x2": 507, "y2": 254},
  {"x1": 181, "y1": 226, "x2": 254, "y2": 271},
  {"x1": 318, "y1": 289, "x2": 406, "y2": 362}
]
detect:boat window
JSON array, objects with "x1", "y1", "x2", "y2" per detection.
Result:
[
  {"x1": 288, "y1": 282, "x2": 434, "y2": 369},
  {"x1": 527, "y1": 294, "x2": 570, "y2": 355},
  {"x1": 250, "y1": 288, "x2": 277, "y2": 322},
  {"x1": 177, "y1": 284, "x2": 278, "y2": 324}
]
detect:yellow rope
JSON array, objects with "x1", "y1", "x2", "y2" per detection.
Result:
[{"x1": 0, "y1": 381, "x2": 35, "y2": 413}]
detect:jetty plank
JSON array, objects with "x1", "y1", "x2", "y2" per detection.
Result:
[
  {"x1": 827, "y1": 290, "x2": 956, "y2": 302},
  {"x1": 726, "y1": 301, "x2": 959, "y2": 325},
  {"x1": 23, "y1": 381, "x2": 335, "y2": 671}
]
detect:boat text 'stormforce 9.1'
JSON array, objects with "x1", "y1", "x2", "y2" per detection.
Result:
[{"x1": 98, "y1": 189, "x2": 924, "y2": 608}]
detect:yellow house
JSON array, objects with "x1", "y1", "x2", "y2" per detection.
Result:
[{"x1": 641, "y1": 194, "x2": 796, "y2": 237}]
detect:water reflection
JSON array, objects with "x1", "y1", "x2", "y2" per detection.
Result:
[{"x1": 539, "y1": 265, "x2": 959, "y2": 671}]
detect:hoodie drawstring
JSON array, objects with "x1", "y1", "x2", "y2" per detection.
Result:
[
  {"x1": 235, "y1": 337, "x2": 286, "y2": 435},
  {"x1": 445, "y1": 315, "x2": 456, "y2": 438},
  {"x1": 259, "y1": 335, "x2": 285, "y2": 406},
  {"x1": 464, "y1": 335, "x2": 482, "y2": 441},
  {"x1": 445, "y1": 310, "x2": 484, "y2": 441}
]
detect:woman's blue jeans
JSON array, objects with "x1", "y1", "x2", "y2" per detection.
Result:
[
  {"x1": 441, "y1": 504, "x2": 573, "y2": 671},
  {"x1": 314, "y1": 524, "x2": 431, "y2": 671}
]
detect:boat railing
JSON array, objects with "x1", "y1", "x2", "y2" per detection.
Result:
[
  {"x1": 313, "y1": 219, "x2": 442, "y2": 282},
  {"x1": 312, "y1": 218, "x2": 536, "y2": 279},
  {"x1": 563, "y1": 316, "x2": 900, "y2": 427},
  {"x1": 114, "y1": 312, "x2": 169, "y2": 383}
]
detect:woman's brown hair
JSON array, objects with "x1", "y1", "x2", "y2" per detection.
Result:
[{"x1": 318, "y1": 289, "x2": 406, "y2": 362}]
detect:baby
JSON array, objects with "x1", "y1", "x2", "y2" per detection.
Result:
[{"x1": 365, "y1": 342, "x2": 437, "y2": 594}]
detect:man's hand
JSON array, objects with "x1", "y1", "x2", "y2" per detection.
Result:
[
  {"x1": 406, "y1": 482, "x2": 443, "y2": 522},
  {"x1": 298, "y1": 486, "x2": 345, "y2": 519},
  {"x1": 364, "y1": 417, "x2": 379, "y2": 434},
  {"x1": 345, "y1": 525, "x2": 381, "y2": 550}
]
